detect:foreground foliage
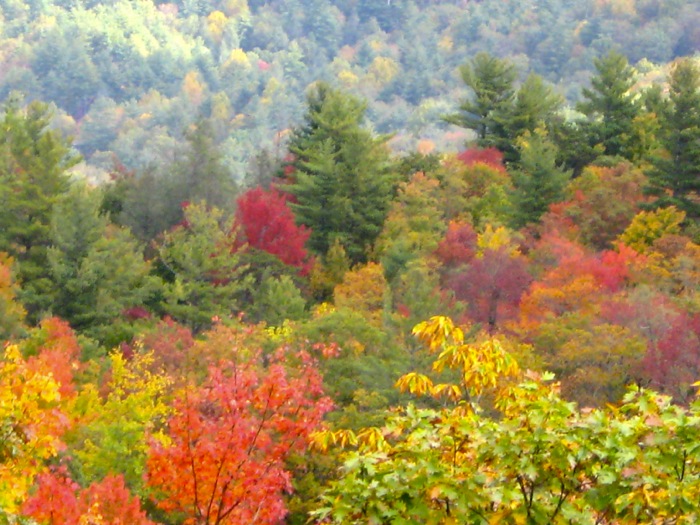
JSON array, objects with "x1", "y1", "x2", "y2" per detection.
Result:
[{"x1": 313, "y1": 316, "x2": 700, "y2": 524}]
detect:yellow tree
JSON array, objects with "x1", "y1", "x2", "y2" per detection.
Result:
[
  {"x1": 312, "y1": 316, "x2": 700, "y2": 524},
  {"x1": 0, "y1": 345, "x2": 67, "y2": 515}
]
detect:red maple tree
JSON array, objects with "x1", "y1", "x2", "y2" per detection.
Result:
[
  {"x1": 234, "y1": 187, "x2": 310, "y2": 271},
  {"x1": 455, "y1": 147, "x2": 507, "y2": 173},
  {"x1": 22, "y1": 468, "x2": 154, "y2": 525},
  {"x1": 146, "y1": 338, "x2": 333, "y2": 524}
]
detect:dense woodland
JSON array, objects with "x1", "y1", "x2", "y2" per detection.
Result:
[{"x1": 4, "y1": 0, "x2": 700, "y2": 523}]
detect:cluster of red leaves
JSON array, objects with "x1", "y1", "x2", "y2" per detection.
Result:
[
  {"x1": 520, "y1": 233, "x2": 642, "y2": 325},
  {"x1": 455, "y1": 147, "x2": 507, "y2": 173},
  {"x1": 234, "y1": 187, "x2": 311, "y2": 271},
  {"x1": 446, "y1": 247, "x2": 532, "y2": 332},
  {"x1": 435, "y1": 222, "x2": 530, "y2": 332},
  {"x1": 434, "y1": 221, "x2": 478, "y2": 268},
  {"x1": 26, "y1": 317, "x2": 81, "y2": 398},
  {"x1": 146, "y1": 345, "x2": 333, "y2": 525},
  {"x1": 138, "y1": 317, "x2": 196, "y2": 377},
  {"x1": 22, "y1": 468, "x2": 154, "y2": 525}
]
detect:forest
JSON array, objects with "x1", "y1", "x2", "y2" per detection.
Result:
[{"x1": 3, "y1": 0, "x2": 700, "y2": 523}]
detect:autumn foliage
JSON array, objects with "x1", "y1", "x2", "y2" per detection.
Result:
[
  {"x1": 22, "y1": 469, "x2": 155, "y2": 525},
  {"x1": 146, "y1": 329, "x2": 333, "y2": 524},
  {"x1": 234, "y1": 187, "x2": 311, "y2": 271}
]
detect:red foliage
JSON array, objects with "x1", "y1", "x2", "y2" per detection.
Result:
[
  {"x1": 123, "y1": 306, "x2": 151, "y2": 321},
  {"x1": 234, "y1": 187, "x2": 311, "y2": 271},
  {"x1": 26, "y1": 318, "x2": 81, "y2": 398},
  {"x1": 21, "y1": 468, "x2": 80, "y2": 525},
  {"x1": 640, "y1": 312, "x2": 700, "y2": 404},
  {"x1": 455, "y1": 147, "x2": 507, "y2": 173},
  {"x1": 445, "y1": 248, "x2": 532, "y2": 332},
  {"x1": 146, "y1": 341, "x2": 333, "y2": 525},
  {"x1": 22, "y1": 468, "x2": 154, "y2": 525},
  {"x1": 532, "y1": 232, "x2": 639, "y2": 293},
  {"x1": 139, "y1": 317, "x2": 196, "y2": 376},
  {"x1": 434, "y1": 221, "x2": 478, "y2": 269}
]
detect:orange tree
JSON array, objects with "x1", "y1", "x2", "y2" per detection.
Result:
[
  {"x1": 312, "y1": 316, "x2": 700, "y2": 524},
  {"x1": 146, "y1": 328, "x2": 333, "y2": 525}
]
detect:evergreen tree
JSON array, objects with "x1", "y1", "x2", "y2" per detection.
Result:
[
  {"x1": 645, "y1": 58, "x2": 700, "y2": 220},
  {"x1": 174, "y1": 118, "x2": 238, "y2": 212},
  {"x1": 106, "y1": 118, "x2": 238, "y2": 244},
  {"x1": 508, "y1": 131, "x2": 572, "y2": 229},
  {"x1": 284, "y1": 83, "x2": 396, "y2": 265},
  {"x1": 156, "y1": 202, "x2": 251, "y2": 333},
  {"x1": 444, "y1": 52, "x2": 517, "y2": 146},
  {"x1": 0, "y1": 100, "x2": 79, "y2": 320},
  {"x1": 577, "y1": 50, "x2": 641, "y2": 160},
  {"x1": 500, "y1": 73, "x2": 563, "y2": 164},
  {"x1": 47, "y1": 183, "x2": 155, "y2": 345}
]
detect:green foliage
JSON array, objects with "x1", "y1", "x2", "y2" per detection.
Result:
[
  {"x1": 47, "y1": 183, "x2": 155, "y2": 345},
  {"x1": 66, "y1": 351, "x2": 172, "y2": 498},
  {"x1": 309, "y1": 239, "x2": 351, "y2": 302},
  {"x1": 437, "y1": 157, "x2": 512, "y2": 227},
  {"x1": 500, "y1": 73, "x2": 564, "y2": 163},
  {"x1": 285, "y1": 83, "x2": 396, "y2": 265},
  {"x1": 376, "y1": 172, "x2": 447, "y2": 283},
  {"x1": 444, "y1": 52, "x2": 517, "y2": 144},
  {"x1": 0, "y1": 255, "x2": 26, "y2": 341},
  {"x1": 0, "y1": 99, "x2": 79, "y2": 319},
  {"x1": 249, "y1": 274, "x2": 307, "y2": 327},
  {"x1": 620, "y1": 206, "x2": 686, "y2": 253},
  {"x1": 532, "y1": 313, "x2": 646, "y2": 407},
  {"x1": 577, "y1": 50, "x2": 642, "y2": 160},
  {"x1": 107, "y1": 118, "x2": 239, "y2": 244},
  {"x1": 508, "y1": 131, "x2": 572, "y2": 229},
  {"x1": 313, "y1": 316, "x2": 700, "y2": 524},
  {"x1": 645, "y1": 58, "x2": 700, "y2": 219},
  {"x1": 156, "y1": 202, "x2": 251, "y2": 333}
]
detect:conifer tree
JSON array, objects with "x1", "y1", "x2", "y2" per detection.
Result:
[
  {"x1": 0, "y1": 100, "x2": 79, "y2": 319},
  {"x1": 446, "y1": 55, "x2": 561, "y2": 165},
  {"x1": 47, "y1": 183, "x2": 154, "y2": 345},
  {"x1": 444, "y1": 52, "x2": 517, "y2": 145},
  {"x1": 645, "y1": 58, "x2": 700, "y2": 220},
  {"x1": 157, "y1": 202, "x2": 251, "y2": 333},
  {"x1": 508, "y1": 131, "x2": 572, "y2": 229},
  {"x1": 577, "y1": 50, "x2": 641, "y2": 159},
  {"x1": 284, "y1": 83, "x2": 396, "y2": 265},
  {"x1": 500, "y1": 73, "x2": 563, "y2": 163}
]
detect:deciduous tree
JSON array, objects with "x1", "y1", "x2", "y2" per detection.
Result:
[
  {"x1": 234, "y1": 186, "x2": 310, "y2": 271},
  {"x1": 22, "y1": 468, "x2": 155, "y2": 525},
  {"x1": 0, "y1": 345, "x2": 67, "y2": 515},
  {"x1": 146, "y1": 333, "x2": 332, "y2": 524}
]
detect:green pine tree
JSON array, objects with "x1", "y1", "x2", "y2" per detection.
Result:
[
  {"x1": 645, "y1": 58, "x2": 700, "y2": 220},
  {"x1": 0, "y1": 99, "x2": 80, "y2": 320},
  {"x1": 508, "y1": 131, "x2": 572, "y2": 229},
  {"x1": 444, "y1": 52, "x2": 517, "y2": 145},
  {"x1": 285, "y1": 83, "x2": 396, "y2": 265},
  {"x1": 500, "y1": 73, "x2": 563, "y2": 163},
  {"x1": 576, "y1": 50, "x2": 641, "y2": 160},
  {"x1": 47, "y1": 183, "x2": 155, "y2": 345},
  {"x1": 157, "y1": 202, "x2": 251, "y2": 333}
]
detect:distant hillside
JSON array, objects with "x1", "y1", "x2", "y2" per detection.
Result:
[{"x1": 0, "y1": 0, "x2": 698, "y2": 179}]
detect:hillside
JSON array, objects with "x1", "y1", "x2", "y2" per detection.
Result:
[{"x1": 1, "y1": 0, "x2": 698, "y2": 178}]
